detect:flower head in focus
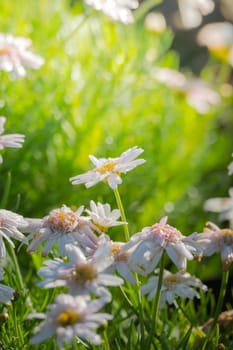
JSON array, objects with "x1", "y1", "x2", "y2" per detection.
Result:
[
  {"x1": 0, "y1": 267, "x2": 15, "y2": 304},
  {"x1": 204, "y1": 188, "x2": 233, "y2": 228},
  {"x1": 197, "y1": 22, "x2": 233, "y2": 66},
  {"x1": 152, "y1": 68, "x2": 221, "y2": 114},
  {"x1": 85, "y1": 200, "x2": 126, "y2": 232},
  {"x1": 70, "y1": 146, "x2": 145, "y2": 190},
  {"x1": 37, "y1": 244, "x2": 123, "y2": 297},
  {"x1": 0, "y1": 209, "x2": 27, "y2": 258},
  {"x1": 26, "y1": 205, "x2": 98, "y2": 256},
  {"x1": 0, "y1": 116, "x2": 25, "y2": 163},
  {"x1": 194, "y1": 222, "x2": 233, "y2": 271},
  {"x1": 0, "y1": 33, "x2": 44, "y2": 78},
  {"x1": 84, "y1": 0, "x2": 139, "y2": 24},
  {"x1": 30, "y1": 293, "x2": 112, "y2": 348},
  {"x1": 141, "y1": 269, "x2": 207, "y2": 306},
  {"x1": 123, "y1": 216, "x2": 202, "y2": 275}
]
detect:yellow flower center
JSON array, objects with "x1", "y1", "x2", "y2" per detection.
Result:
[
  {"x1": 209, "y1": 47, "x2": 231, "y2": 63},
  {"x1": 47, "y1": 209, "x2": 77, "y2": 233},
  {"x1": 222, "y1": 229, "x2": 233, "y2": 236},
  {"x1": 0, "y1": 47, "x2": 10, "y2": 55},
  {"x1": 152, "y1": 223, "x2": 181, "y2": 242},
  {"x1": 96, "y1": 161, "x2": 116, "y2": 174},
  {"x1": 56, "y1": 309, "x2": 80, "y2": 326},
  {"x1": 164, "y1": 275, "x2": 180, "y2": 287},
  {"x1": 72, "y1": 264, "x2": 97, "y2": 285},
  {"x1": 110, "y1": 243, "x2": 128, "y2": 261}
]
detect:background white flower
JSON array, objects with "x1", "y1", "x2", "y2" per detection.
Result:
[
  {"x1": 152, "y1": 68, "x2": 220, "y2": 114},
  {"x1": 141, "y1": 269, "x2": 207, "y2": 306},
  {"x1": 0, "y1": 116, "x2": 25, "y2": 163},
  {"x1": 70, "y1": 146, "x2": 145, "y2": 189},
  {"x1": 204, "y1": 188, "x2": 233, "y2": 228},
  {"x1": 0, "y1": 33, "x2": 44, "y2": 77},
  {"x1": 30, "y1": 293, "x2": 112, "y2": 348},
  {"x1": 84, "y1": 0, "x2": 139, "y2": 25},
  {"x1": 178, "y1": 0, "x2": 215, "y2": 29}
]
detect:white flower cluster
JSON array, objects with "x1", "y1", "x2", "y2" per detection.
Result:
[{"x1": 1, "y1": 138, "x2": 233, "y2": 348}]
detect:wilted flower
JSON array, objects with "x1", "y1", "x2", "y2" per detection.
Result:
[
  {"x1": 204, "y1": 188, "x2": 233, "y2": 228},
  {"x1": 0, "y1": 209, "x2": 27, "y2": 258},
  {"x1": 0, "y1": 116, "x2": 25, "y2": 163},
  {"x1": 141, "y1": 269, "x2": 207, "y2": 306},
  {"x1": 178, "y1": 0, "x2": 215, "y2": 29},
  {"x1": 85, "y1": 200, "x2": 126, "y2": 232},
  {"x1": 197, "y1": 22, "x2": 233, "y2": 66},
  {"x1": 0, "y1": 33, "x2": 44, "y2": 78},
  {"x1": 153, "y1": 68, "x2": 221, "y2": 114},
  {"x1": 26, "y1": 205, "x2": 98, "y2": 256},
  {"x1": 30, "y1": 293, "x2": 112, "y2": 348},
  {"x1": 70, "y1": 146, "x2": 145, "y2": 190},
  {"x1": 84, "y1": 0, "x2": 139, "y2": 24},
  {"x1": 0, "y1": 267, "x2": 15, "y2": 304},
  {"x1": 194, "y1": 222, "x2": 233, "y2": 271},
  {"x1": 124, "y1": 216, "x2": 202, "y2": 275},
  {"x1": 37, "y1": 244, "x2": 123, "y2": 297}
]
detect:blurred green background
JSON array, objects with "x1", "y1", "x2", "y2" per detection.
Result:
[{"x1": 0, "y1": 0, "x2": 232, "y2": 243}]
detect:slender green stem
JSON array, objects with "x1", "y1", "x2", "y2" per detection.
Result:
[
  {"x1": 8, "y1": 244, "x2": 25, "y2": 294},
  {"x1": 146, "y1": 252, "x2": 165, "y2": 349},
  {"x1": 103, "y1": 329, "x2": 110, "y2": 350},
  {"x1": 113, "y1": 188, "x2": 130, "y2": 241},
  {"x1": 72, "y1": 338, "x2": 78, "y2": 350},
  {"x1": 201, "y1": 270, "x2": 229, "y2": 350},
  {"x1": 12, "y1": 303, "x2": 24, "y2": 347}
]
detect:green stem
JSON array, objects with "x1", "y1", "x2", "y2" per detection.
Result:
[
  {"x1": 201, "y1": 270, "x2": 229, "y2": 350},
  {"x1": 134, "y1": 0, "x2": 162, "y2": 21},
  {"x1": 103, "y1": 329, "x2": 110, "y2": 350},
  {"x1": 113, "y1": 188, "x2": 130, "y2": 241},
  {"x1": 146, "y1": 252, "x2": 165, "y2": 349},
  {"x1": 8, "y1": 244, "x2": 25, "y2": 294}
]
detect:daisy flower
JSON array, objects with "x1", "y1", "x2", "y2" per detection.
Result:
[
  {"x1": 0, "y1": 33, "x2": 44, "y2": 78},
  {"x1": 85, "y1": 200, "x2": 126, "y2": 232},
  {"x1": 30, "y1": 293, "x2": 112, "y2": 349},
  {"x1": 0, "y1": 209, "x2": 27, "y2": 258},
  {"x1": 84, "y1": 0, "x2": 139, "y2": 25},
  {"x1": 78, "y1": 232, "x2": 136, "y2": 284},
  {"x1": 0, "y1": 267, "x2": 15, "y2": 304},
  {"x1": 37, "y1": 244, "x2": 123, "y2": 297},
  {"x1": 0, "y1": 116, "x2": 25, "y2": 163},
  {"x1": 123, "y1": 216, "x2": 202, "y2": 275},
  {"x1": 141, "y1": 269, "x2": 207, "y2": 306},
  {"x1": 193, "y1": 222, "x2": 233, "y2": 271},
  {"x1": 204, "y1": 188, "x2": 233, "y2": 228},
  {"x1": 70, "y1": 146, "x2": 145, "y2": 190},
  {"x1": 26, "y1": 205, "x2": 98, "y2": 256}
]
